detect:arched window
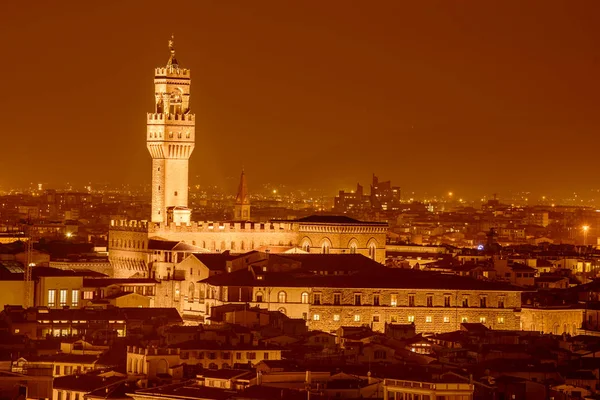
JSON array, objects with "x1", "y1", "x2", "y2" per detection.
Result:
[
  {"x1": 188, "y1": 282, "x2": 195, "y2": 302},
  {"x1": 349, "y1": 240, "x2": 358, "y2": 254},
  {"x1": 369, "y1": 243, "x2": 377, "y2": 259},
  {"x1": 278, "y1": 307, "x2": 287, "y2": 315},
  {"x1": 222, "y1": 363, "x2": 230, "y2": 369},
  {"x1": 208, "y1": 363, "x2": 218, "y2": 370},
  {"x1": 256, "y1": 292, "x2": 263, "y2": 302},
  {"x1": 301, "y1": 292, "x2": 309, "y2": 304},
  {"x1": 278, "y1": 291, "x2": 287, "y2": 303},
  {"x1": 322, "y1": 242, "x2": 330, "y2": 254}
]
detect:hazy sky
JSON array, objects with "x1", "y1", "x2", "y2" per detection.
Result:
[{"x1": 1, "y1": 1, "x2": 598, "y2": 198}]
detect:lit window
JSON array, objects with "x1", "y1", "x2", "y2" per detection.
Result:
[
  {"x1": 48, "y1": 290, "x2": 56, "y2": 307},
  {"x1": 390, "y1": 294, "x2": 398, "y2": 307},
  {"x1": 301, "y1": 292, "x2": 309, "y2": 304},
  {"x1": 333, "y1": 314, "x2": 340, "y2": 321},
  {"x1": 498, "y1": 317, "x2": 505, "y2": 324},
  {"x1": 443, "y1": 316, "x2": 450, "y2": 323},
  {"x1": 426, "y1": 316, "x2": 432, "y2": 323},
  {"x1": 72, "y1": 290, "x2": 79, "y2": 307},
  {"x1": 390, "y1": 316, "x2": 398, "y2": 323},
  {"x1": 278, "y1": 291, "x2": 287, "y2": 303},
  {"x1": 461, "y1": 317, "x2": 468, "y2": 323},
  {"x1": 408, "y1": 315, "x2": 415, "y2": 323},
  {"x1": 480, "y1": 317, "x2": 486, "y2": 323},
  {"x1": 313, "y1": 314, "x2": 320, "y2": 321},
  {"x1": 354, "y1": 315, "x2": 361, "y2": 322}
]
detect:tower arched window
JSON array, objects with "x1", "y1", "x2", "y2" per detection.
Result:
[
  {"x1": 301, "y1": 292, "x2": 309, "y2": 304},
  {"x1": 174, "y1": 191, "x2": 178, "y2": 196},
  {"x1": 278, "y1": 291, "x2": 287, "y2": 303}
]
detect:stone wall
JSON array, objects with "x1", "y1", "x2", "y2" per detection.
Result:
[{"x1": 520, "y1": 307, "x2": 583, "y2": 335}]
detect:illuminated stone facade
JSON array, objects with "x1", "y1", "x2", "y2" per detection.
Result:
[
  {"x1": 107, "y1": 40, "x2": 388, "y2": 278},
  {"x1": 200, "y1": 262, "x2": 523, "y2": 334}
]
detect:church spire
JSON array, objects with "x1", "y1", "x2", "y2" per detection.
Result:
[
  {"x1": 234, "y1": 170, "x2": 251, "y2": 220},
  {"x1": 167, "y1": 34, "x2": 178, "y2": 69},
  {"x1": 236, "y1": 170, "x2": 250, "y2": 205}
]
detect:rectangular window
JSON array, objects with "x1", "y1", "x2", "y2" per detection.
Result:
[
  {"x1": 72, "y1": 290, "x2": 79, "y2": 307},
  {"x1": 313, "y1": 293, "x2": 321, "y2": 305},
  {"x1": 425, "y1": 316, "x2": 432, "y2": 323},
  {"x1": 373, "y1": 315, "x2": 380, "y2": 322},
  {"x1": 498, "y1": 317, "x2": 505, "y2": 324},
  {"x1": 391, "y1": 316, "x2": 398, "y2": 323},
  {"x1": 83, "y1": 290, "x2": 93, "y2": 300},
  {"x1": 426, "y1": 295, "x2": 433, "y2": 307},
  {"x1": 443, "y1": 316, "x2": 450, "y2": 323},
  {"x1": 444, "y1": 295, "x2": 451, "y2": 307},
  {"x1": 408, "y1": 315, "x2": 415, "y2": 323},
  {"x1": 247, "y1": 352, "x2": 256, "y2": 360},
  {"x1": 302, "y1": 312, "x2": 307, "y2": 320},
  {"x1": 480, "y1": 296, "x2": 487, "y2": 308},
  {"x1": 373, "y1": 294, "x2": 380, "y2": 306},
  {"x1": 498, "y1": 297, "x2": 505, "y2": 308},
  {"x1": 390, "y1": 294, "x2": 398, "y2": 307},
  {"x1": 58, "y1": 391, "x2": 63, "y2": 400},
  {"x1": 333, "y1": 314, "x2": 340, "y2": 321},
  {"x1": 333, "y1": 293, "x2": 341, "y2": 305},
  {"x1": 354, "y1": 294, "x2": 362, "y2": 306},
  {"x1": 354, "y1": 314, "x2": 361, "y2": 322},
  {"x1": 235, "y1": 353, "x2": 240, "y2": 360},
  {"x1": 48, "y1": 290, "x2": 56, "y2": 307},
  {"x1": 408, "y1": 294, "x2": 415, "y2": 307},
  {"x1": 55, "y1": 365, "x2": 60, "y2": 375},
  {"x1": 313, "y1": 314, "x2": 320, "y2": 321},
  {"x1": 462, "y1": 296, "x2": 469, "y2": 308},
  {"x1": 60, "y1": 289, "x2": 68, "y2": 307},
  {"x1": 480, "y1": 317, "x2": 486, "y2": 324},
  {"x1": 264, "y1": 352, "x2": 269, "y2": 360}
]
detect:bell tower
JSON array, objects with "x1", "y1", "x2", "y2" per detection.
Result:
[{"x1": 147, "y1": 36, "x2": 195, "y2": 224}]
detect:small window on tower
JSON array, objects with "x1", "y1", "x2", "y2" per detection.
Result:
[
  {"x1": 158, "y1": 167, "x2": 160, "y2": 172},
  {"x1": 158, "y1": 186, "x2": 161, "y2": 191},
  {"x1": 174, "y1": 191, "x2": 178, "y2": 196}
]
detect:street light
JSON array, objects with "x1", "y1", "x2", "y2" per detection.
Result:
[{"x1": 582, "y1": 225, "x2": 590, "y2": 246}]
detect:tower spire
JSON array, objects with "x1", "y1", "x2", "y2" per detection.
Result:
[
  {"x1": 167, "y1": 34, "x2": 178, "y2": 69},
  {"x1": 234, "y1": 170, "x2": 251, "y2": 220}
]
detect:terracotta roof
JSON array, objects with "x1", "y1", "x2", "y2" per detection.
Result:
[{"x1": 201, "y1": 267, "x2": 523, "y2": 292}]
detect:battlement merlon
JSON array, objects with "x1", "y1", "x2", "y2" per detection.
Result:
[
  {"x1": 155, "y1": 67, "x2": 190, "y2": 77},
  {"x1": 109, "y1": 219, "x2": 296, "y2": 233},
  {"x1": 147, "y1": 113, "x2": 195, "y2": 124}
]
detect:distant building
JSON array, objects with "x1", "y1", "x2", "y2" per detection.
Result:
[{"x1": 334, "y1": 174, "x2": 401, "y2": 213}]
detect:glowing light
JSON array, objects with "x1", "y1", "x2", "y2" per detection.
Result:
[
  {"x1": 448, "y1": 192, "x2": 453, "y2": 197},
  {"x1": 272, "y1": 189, "x2": 277, "y2": 194},
  {"x1": 477, "y1": 245, "x2": 484, "y2": 251},
  {"x1": 65, "y1": 232, "x2": 73, "y2": 238},
  {"x1": 583, "y1": 225, "x2": 590, "y2": 232}
]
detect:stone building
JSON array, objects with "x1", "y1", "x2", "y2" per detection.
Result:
[
  {"x1": 107, "y1": 39, "x2": 388, "y2": 278},
  {"x1": 200, "y1": 253, "x2": 523, "y2": 334}
]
